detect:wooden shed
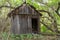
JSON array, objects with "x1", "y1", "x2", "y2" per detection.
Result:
[{"x1": 8, "y1": 2, "x2": 42, "y2": 34}]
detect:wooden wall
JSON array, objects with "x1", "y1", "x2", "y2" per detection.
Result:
[
  {"x1": 11, "y1": 15, "x2": 32, "y2": 34},
  {"x1": 11, "y1": 15, "x2": 20, "y2": 34},
  {"x1": 19, "y1": 15, "x2": 28, "y2": 34},
  {"x1": 11, "y1": 14, "x2": 40, "y2": 34}
]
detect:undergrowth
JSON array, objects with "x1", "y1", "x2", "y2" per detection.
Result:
[{"x1": 0, "y1": 32, "x2": 58, "y2": 40}]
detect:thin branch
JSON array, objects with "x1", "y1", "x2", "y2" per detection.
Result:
[
  {"x1": 0, "y1": 5, "x2": 15, "y2": 9},
  {"x1": 40, "y1": 21, "x2": 54, "y2": 32},
  {"x1": 38, "y1": 10, "x2": 54, "y2": 18},
  {"x1": 39, "y1": 32, "x2": 60, "y2": 36},
  {"x1": 38, "y1": 2, "x2": 60, "y2": 17},
  {"x1": 55, "y1": 2, "x2": 60, "y2": 17},
  {"x1": 39, "y1": 10, "x2": 58, "y2": 33}
]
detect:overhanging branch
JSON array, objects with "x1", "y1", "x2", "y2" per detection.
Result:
[
  {"x1": 40, "y1": 21, "x2": 54, "y2": 32},
  {"x1": 0, "y1": 5, "x2": 15, "y2": 9},
  {"x1": 55, "y1": 2, "x2": 60, "y2": 17},
  {"x1": 39, "y1": 10, "x2": 58, "y2": 33}
]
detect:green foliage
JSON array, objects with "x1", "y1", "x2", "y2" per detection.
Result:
[
  {"x1": 1, "y1": 32, "x2": 43, "y2": 40},
  {"x1": 0, "y1": 32, "x2": 58, "y2": 40},
  {"x1": 9, "y1": 0, "x2": 23, "y2": 7},
  {"x1": 41, "y1": 24, "x2": 47, "y2": 32},
  {"x1": 0, "y1": 0, "x2": 6, "y2": 6},
  {"x1": 0, "y1": 0, "x2": 60, "y2": 34}
]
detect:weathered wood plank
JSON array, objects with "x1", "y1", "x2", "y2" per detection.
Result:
[
  {"x1": 20, "y1": 15, "x2": 26, "y2": 34},
  {"x1": 28, "y1": 16, "x2": 32, "y2": 33},
  {"x1": 19, "y1": 15, "x2": 23, "y2": 34},
  {"x1": 16, "y1": 15, "x2": 20, "y2": 34},
  {"x1": 11, "y1": 15, "x2": 15, "y2": 34}
]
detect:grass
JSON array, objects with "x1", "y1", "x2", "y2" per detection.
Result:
[{"x1": 0, "y1": 32, "x2": 59, "y2": 40}]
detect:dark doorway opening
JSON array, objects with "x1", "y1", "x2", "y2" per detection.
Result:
[{"x1": 32, "y1": 18, "x2": 38, "y2": 33}]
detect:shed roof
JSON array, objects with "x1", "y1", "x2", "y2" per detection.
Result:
[{"x1": 8, "y1": 2, "x2": 42, "y2": 17}]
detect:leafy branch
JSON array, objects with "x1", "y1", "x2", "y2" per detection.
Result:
[
  {"x1": 38, "y1": 10, "x2": 58, "y2": 33},
  {"x1": 55, "y1": 2, "x2": 60, "y2": 17}
]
